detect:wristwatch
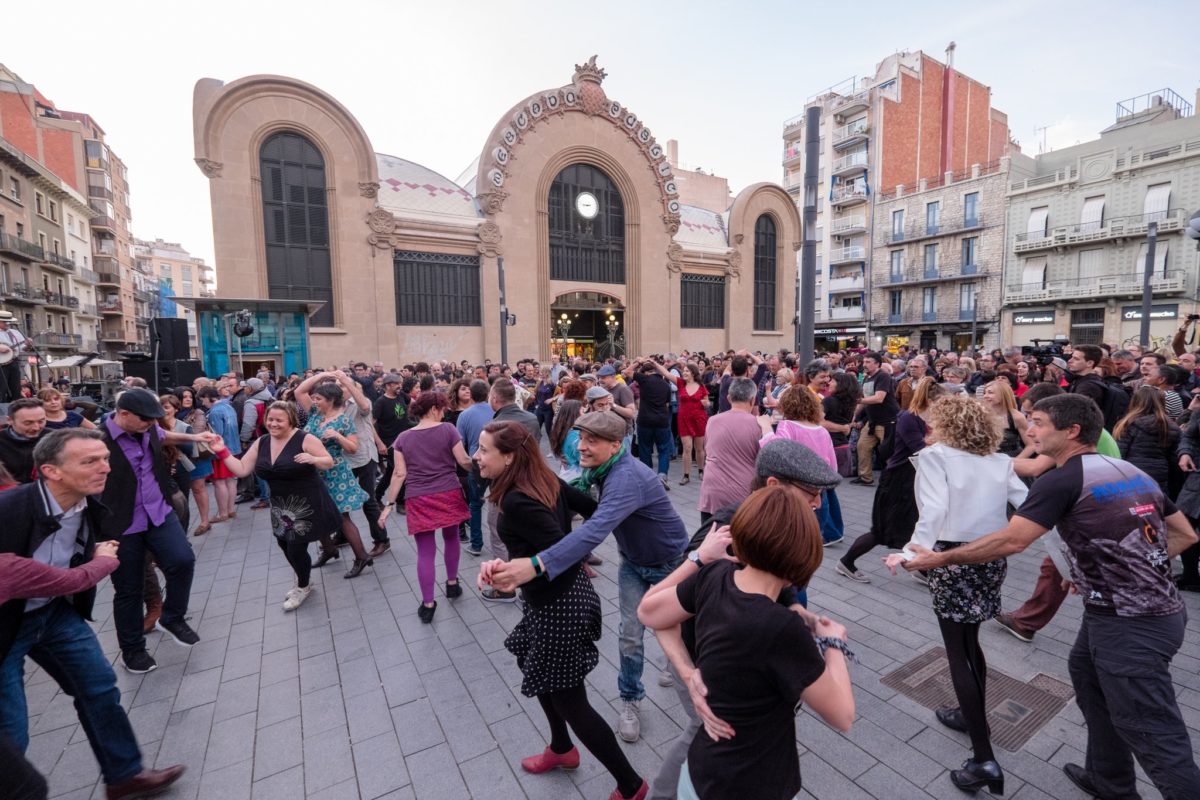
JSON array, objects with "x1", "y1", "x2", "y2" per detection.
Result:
[{"x1": 687, "y1": 550, "x2": 704, "y2": 568}]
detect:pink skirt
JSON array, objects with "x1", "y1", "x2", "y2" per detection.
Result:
[{"x1": 405, "y1": 488, "x2": 469, "y2": 534}]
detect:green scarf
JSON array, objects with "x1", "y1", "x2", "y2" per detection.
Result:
[{"x1": 571, "y1": 444, "x2": 625, "y2": 492}]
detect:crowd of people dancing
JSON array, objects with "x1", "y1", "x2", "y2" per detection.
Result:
[{"x1": 1, "y1": 319, "x2": 1200, "y2": 799}]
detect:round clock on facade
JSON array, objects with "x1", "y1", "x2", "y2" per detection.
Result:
[{"x1": 575, "y1": 191, "x2": 599, "y2": 219}]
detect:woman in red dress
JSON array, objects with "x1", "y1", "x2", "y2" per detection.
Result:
[{"x1": 675, "y1": 362, "x2": 708, "y2": 485}]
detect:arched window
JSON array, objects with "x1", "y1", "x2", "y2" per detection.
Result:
[
  {"x1": 548, "y1": 164, "x2": 624, "y2": 284},
  {"x1": 753, "y1": 214, "x2": 777, "y2": 330},
  {"x1": 260, "y1": 132, "x2": 333, "y2": 326}
]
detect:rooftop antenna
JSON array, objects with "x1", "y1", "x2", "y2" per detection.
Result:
[{"x1": 1034, "y1": 125, "x2": 1049, "y2": 154}]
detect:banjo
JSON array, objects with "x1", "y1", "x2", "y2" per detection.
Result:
[{"x1": 0, "y1": 319, "x2": 24, "y2": 365}]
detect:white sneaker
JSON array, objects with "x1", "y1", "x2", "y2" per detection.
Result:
[
  {"x1": 835, "y1": 561, "x2": 871, "y2": 584},
  {"x1": 282, "y1": 585, "x2": 312, "y2": 612},
  {"x1": 618, "y1": 700, "x2": 641, "y2": 743},
  {"x1": 657, "y1": 670, "x2": 674, "y2": 687}
]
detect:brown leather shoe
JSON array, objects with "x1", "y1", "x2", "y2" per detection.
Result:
[
  {"x1": 106, "y1": 765, "x2": 185, "y2": 800},
  {"x1": 368, "y1": 541, "x2": 391, "y2": 559}
]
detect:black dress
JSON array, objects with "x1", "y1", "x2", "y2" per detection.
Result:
[
  {"x1": 255, "y1": 430, "x2": 342, "y2": 544},
  {"x1": 499, "y1": 481, "x2": 602, "y2": 697}
]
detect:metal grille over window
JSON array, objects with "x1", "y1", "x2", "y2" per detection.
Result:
[
  {"x1": 260, "y1": 132, "x2": 333, "y2": 326},
  {"x1": 753, "y1": 215, "x2": 777, "y2": 330},
  {"x1": 393, "y1": 251, "x2": 481, "y2": 326},
  {"x1": 680, "y1": 274, "x2": 725, "y2": 329},
  {"x1": 548, "y1": 164, "x2": 625, "y2": 284},
  {"x1": 1070, "y1": 307, "x2": 1105, "y2": 345}
]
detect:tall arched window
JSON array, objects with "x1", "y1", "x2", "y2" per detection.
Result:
[
  {"x1": 260, "y1": 132, "x2": 333, "y2": 326},
  {"x1": 753, "y1": 214, "x2": 777, "y2": 330},
  {"x1": 548, "y1": 164, "x2": 624, "y2": 284}
]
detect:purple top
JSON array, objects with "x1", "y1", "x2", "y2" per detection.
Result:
[
  {"x1": 104, "y1": 416, "x2": 172, "y2": 534},
  {"x1": 0, "y1": 552, "x2": 118, "y2": 605},
  {"x1": 393, "y1": 423, "x2": 463, "y2": 498}
]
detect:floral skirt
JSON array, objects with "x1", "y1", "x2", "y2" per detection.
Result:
[
  {"x1": 405, "y1": 488, "x2": 468, "y2": 534},
  {"x1": 928, "y1": 540, "x2": 1007, "y2": 623},
  {"x1": 505, "y1": 568, "x2": 602, "y2": 697}
]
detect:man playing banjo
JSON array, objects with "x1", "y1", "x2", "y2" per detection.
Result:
[{"x1": 0, "y1": 310, "x2": 29, "y2": 403}]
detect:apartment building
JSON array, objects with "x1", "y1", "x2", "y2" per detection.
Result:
[
  {"x1": 1002, "y1": 89, "x2": 1200, "y2": 350},
  {"x1": 870, "y1": 159, "x2": 1009, "y2": 352},
  {"x1": 0, "y1": 64, "x2": 141, "y2": 359},
  {"x1": 781, "y1": 46, "x2": 1010, "y2": 352},
  {"x1": 134, "y1": 237, "x2": 216, "y2": 356},
  {"x1": 0, "y1": 135, "x2": 99, "y2": 365}
]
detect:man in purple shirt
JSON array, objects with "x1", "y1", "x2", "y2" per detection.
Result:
[{"x1": 100, "y1": 389, "x2": 219, "y2": 674}]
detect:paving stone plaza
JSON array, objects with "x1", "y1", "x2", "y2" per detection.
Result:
[{"x1": 24, "y1": 456, "x2": 1200, "y2": 800}]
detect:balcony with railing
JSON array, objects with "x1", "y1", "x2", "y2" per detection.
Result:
[
  {"x1": 828, "y1": 305, "x2": 865, "y2": 321},
  {"x1": 76, "y1": 302, "x2": 98, "y2": 317},
  {"x1": 0, "y1": 283, "x2": 37, "y2": 304},
  {"x1": 832, "y1": 119, "x2": 870, "y2": 149},
  {"x1": 830, "y1": 215, "x2": 866, "y2": 237},
  {"x1": 96, "y1": 270, "x2": 121, "y2": 286},
  {"x1": 41, "y1": 252, "x2": 76, "y2": 273},
  {"x1": 887, "y1": 214, "x2": 984, "y2": 245},
  {"x1": 874, "y1": 304, "x2": 994, "y2": 327},
  {"x1": 833, "y1": 89, "x2": 870, "y2": 115},
  {"x1": 827, "y1": 271, "x2": 865, "y2": 293},
  {"x1": 42, "y1": 292, "x2": 80, "y2": 310},
  {"x1": 1004, "y1": 269, "x2": 1186, "y2": 305},
  {"x1": 782, "y1": 112, "x2": 805, "y2": 139},
  {"x1": 99, "y1": 327, "x2": 127, "y2": 342},
  {"x1": 99, "y1": 298, "x2": 123, "y2": 314},
  {"x1": 882, "y1": 260, "x2": 990, "y2": 286},
  {"x1": 831, "y1": 151, "x2": 869, "y2": 177},
  {"x1": 783, "y1": 173, "x2": 804, "y2": 193},
  {"x1": 1008, "y1": 166, "x2": 1078, "y2": 195},
  {"x1": 87, "y1": 184, "x2": 113, "y2": 201},
  {"x1": 829, "y1": 245, "x2": 866, "y2": 265},
  {"x1": 91, "y1": 215, "x2": 116, "y2": 231},
  {"x1": 0, "y1": 232, "x2": 45, "y2": 262},
  {"x1": 830, "y1": 184, "x2": 868, "y2": 207},
  {"x1": 33, "y1": 332, "x2": 83, "y2": 349},
  {"x1": 1013, "y1": 209, "x2": 1187, "y2": 253},
  {"x1": 76, "y1": 267, "x2": 100, "y2": 284},
  {"x1": 782, "y1": 145, "x2": 803, "y2": 166}
]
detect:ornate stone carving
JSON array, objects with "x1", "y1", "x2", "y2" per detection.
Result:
[
  {"x1": 734, "y1": 233, "x2": 744, "y2": 245},
  {"x1": 573, "y1": 55, "x2": 608, "y2": 85},
  {"x1": 662, "y1": 212, "x2": 681, "y2": 235},
  {"x1": 726, "y1": 249, "x2": 743, "y2": 279},
  {"x1": 666, "y1": 242, "x2": 683, "y2": 274},
  {"x1": 194, "y1": 158, "x2": 223, "y2": 178},
  {"x1": 366, "y1": 208, "x2": 397, "y2": 249},
  {"x1": 477, "y1": 221, "x2": 503, "y2": 258},
  {"x1": 358, "y1": 181, "x2": 379, "y2": 199},
  {"x1": 479, "y1": 190, "x2": 509, "y2": 215},
  {"x1": 792, "y1": 240, "x2": 802, "y2": 251}
]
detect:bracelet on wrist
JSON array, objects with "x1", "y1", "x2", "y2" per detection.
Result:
[
  {"x1": 531, "y1": 555, "x2": 543, "y2": 577},
  {"x1": 215, "y1": 448, "x2": 231, "y2": 460},
  {"x1": 813, "y1": 635, "x2": 858, "y2": 665}
]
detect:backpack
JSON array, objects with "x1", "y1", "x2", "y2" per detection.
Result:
[
  {"x1": 1097, "y1": 378, "x2": 1131, "y2": 432},
  {"x1": 252, "y1": 400, "x2": 268, "y2": 439}
]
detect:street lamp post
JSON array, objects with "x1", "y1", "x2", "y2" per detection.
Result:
[
  {"x1": 555, "y1": 313, "x2": 571, "y2": 359},
  {"x1": 604, "y1": 313, "x2": 620, "y2": 358}
]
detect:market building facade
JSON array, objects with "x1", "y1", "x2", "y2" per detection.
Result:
[{"x1": 193, "y1": 58, "x2": 799, "y2": 372}]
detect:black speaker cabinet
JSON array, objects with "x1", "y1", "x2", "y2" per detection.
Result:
[
  {"x1": 121, "y1": 359, "x2": 204, "y2": 392},
  {"x1": 149, "y1": 318, "x2": 190, "y2": 362}
]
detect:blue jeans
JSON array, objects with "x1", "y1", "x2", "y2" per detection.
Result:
[
  {"x1": 636, "y1": 424, "x2": 673, "y2": 477},
  {"x1": 0, "y1": 601, "x2": 143, "y2": 784},
  {"x1": 113, "y1": 511, "x2": 195, "y2": 654},
  {"x1": 466, "y1": 472, "x2": 485, "y2": 551},
  {"x1": 618, "y1": 555, "x2": 683, "y2": 701},
  {"x1": 816, "y1": 488, "x2": 844, "y2": 543}
]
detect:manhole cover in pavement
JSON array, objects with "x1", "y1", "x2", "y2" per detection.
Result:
[{"x1": 881, "y1": 647, "x2": 1074, "y2": 751}]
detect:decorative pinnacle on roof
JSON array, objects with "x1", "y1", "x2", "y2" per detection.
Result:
[{"x1": 573, "y1": 55, "x2": 607, "y2": 86}]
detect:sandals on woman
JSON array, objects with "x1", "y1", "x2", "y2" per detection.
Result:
[{"x1": 193, "y1": 522, "x2": 213, "y2": 536}]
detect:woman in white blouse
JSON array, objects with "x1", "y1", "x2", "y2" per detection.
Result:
[{"x1": 886, "y1": 394, "x2": 1027, "y2": 797}]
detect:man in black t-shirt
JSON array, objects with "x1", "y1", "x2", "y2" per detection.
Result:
[
  {"x1": 372, "y1": 375, "x2": 413, "y2": 501},
  {"x1": 851, "y1": 352, "x2": 898, "y2": 485},
  {"x1": 624, "y1": 358, "x2": 675, "y2": 490},
  {"x1": 905, "y1": 394, "x2": 1200, "y2": 800}
]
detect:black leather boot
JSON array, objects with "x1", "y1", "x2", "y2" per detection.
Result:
[{"x1": 950, "y1": 759, "x2": 1003, "y2": 795}]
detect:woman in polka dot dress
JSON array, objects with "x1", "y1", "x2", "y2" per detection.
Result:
[{"x1": 475, "y1": 421, "x2": 648, "y2": 800}]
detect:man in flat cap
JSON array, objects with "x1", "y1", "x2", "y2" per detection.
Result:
[
  {"x1": 487, "y1": 410, "x2": 688, "y2": 743},
  {"x1": 100, "y1": 388, "x2": 221, "y2": 674}
]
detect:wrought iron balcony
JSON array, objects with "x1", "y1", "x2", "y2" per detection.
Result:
[
  {"x1": 874, "y1": 304, "x2": 993, "y2": 327},
  {"x1": 1013, "y1": 209, "x2": 1186, "y2": 253},
  {"x1": 42, "y1": 252, "x2": 76, "y2": 273},
  {"x1": 881, "y1": 261, "x2": 989, "y2": 286},
  {"x1": 783, "y1": 145, "x2": 804, "y2": 166},
  {"x1": 43, "y1": 292, "x2": 80, "y2": 310},
  {"x1": 1004, "y1": 270, "x2": 1186, "y2": 305},
  {"x1": 0, "y1": 232, "x2": 45, "y2": 262},
  {"x1": 0, "y1": 283, "x2": 37, "y2": 304},
  {"x1": 886, "y1": 215, "x2": 985, "y2": 245},
  {"x1": 33, "y1": 332, "x2": 83, "y2": 349},
  {"x1": 99, "y1": 299, "x2": 123, "y2": 314}
]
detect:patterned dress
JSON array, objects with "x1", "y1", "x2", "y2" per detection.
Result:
[
  {"x1": 255, "y1": 430, "x2": 341, "y2": 543},
  {"x1": 305, "y1": 411, "x2": 368, "y2": 513}
]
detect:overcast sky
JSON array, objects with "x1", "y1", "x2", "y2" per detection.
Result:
[{"x1": 4, "y1": 0, "x2": 1195, "y2": 267}]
